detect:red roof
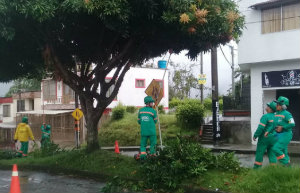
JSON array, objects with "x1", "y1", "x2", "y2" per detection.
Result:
[{"x1": 0, "y1": 97, "x2": 13, "y2": 104}]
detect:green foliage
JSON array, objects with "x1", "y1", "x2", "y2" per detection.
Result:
[
  {"x1": 5, "y1": 78, "x2": 41, "y2": 97},
  {"x1": 215, "y1": 152, "x2": 240, "y2": 172},
  {"x1": 204, "y1": 98, "x2": 212, "y2": 111},
  {"x1": 99, "y1": 113, "x2": 140, "y2": 146},
  {"x1": 30, "y1": 141, "x2": 64, "y2": 158},
  {"x1": 230, "y1": 166, "x2": 300, "y2": 193},
  {"x1": 112, "y1": 105, "x2": 126, "y2": 120},
  {"x1": 169, "y1": 97, "x2": 184, "y2": 109},
  {"x1": 0, "y1": 150, "x2": 17, "y2": 160},
  {"x1": 176, "y1": 99, "x2": 204, "y2": 130},
  {"x1": 203, "y1": 97, "x2": 223, "y2": 111},
  {"x1": 139, "y1": 137, "x2": 241, "y2": 191},
  {"x1": 125, "y1": 106, "x2": 137, "y2": 113},
  {"x1": 158, "y1": 105, "x2": 165, "y2": 114}
]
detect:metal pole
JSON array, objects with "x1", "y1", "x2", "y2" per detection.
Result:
[
  {"x1": 74, "y1": 62, "x2": 80, "y2": 149},
  {"x1": 230, "y1": 46, "x2": 235, "y2": 99},
  {"x1": 211, "y1": 47, "x2": 221, "y2": 146},
  {"x1": 200, "y1": 52, "x2": 204, "y2": 104}
]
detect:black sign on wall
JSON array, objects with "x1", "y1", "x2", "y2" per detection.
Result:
[{"x1": 262, "y1": 69, "x2": 300, "y2": 88}]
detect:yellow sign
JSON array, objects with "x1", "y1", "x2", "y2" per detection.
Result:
[
  {"x1": 145, "y1": 79, "x2": 164, "y2": 106},
  {"x1": 72, "y1": 108, "x2": 83, "y2": 120},
  {"x1": 198, "y1": 74, "x2": 207, "y2": 85}
]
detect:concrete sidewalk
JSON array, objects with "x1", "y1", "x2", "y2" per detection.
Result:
[{"x1": 102, "y1": 142, "x2": 300, "y2": 157}]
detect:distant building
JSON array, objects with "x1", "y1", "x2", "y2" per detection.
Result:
[
  {"x1": 106, "y1": 67, "x2": 169, "y2": 110},
  {"x1": 0, "y1": 97, "x2": 13, "y2": 123},
  {"x1": 238, "y1": 0, "x2": 300, "y2": 143}
]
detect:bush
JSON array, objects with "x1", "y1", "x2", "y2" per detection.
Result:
[
  {"x1": 30, "y1": 141, "x2": 63, "y2": 158},
  {"x1": 169, "y1": 98, "x2": 183, "y2": 109},
  {"x1": 140, "y1": 137, "x2": 241, "y2": 191},
  {"x1": 204, "y1": 98, "x2": 223, "y2": 111},
  {"x1": 158, "y1": 105, "x2": 165, "y2": 114},
  {"x1": 0, "y1": 150, "x2": 17, "y2": 159},
  {"x1": 112, "y1": 104, "x2": 126, "y2": 120},
  {"x1": 176, "y1": 99, "x2": 204, "y2": 130},
  {"x1": 126, "y1": 106, "x2": 137, "y2": 113}
]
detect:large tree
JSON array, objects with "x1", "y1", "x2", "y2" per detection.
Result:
[{"x1": 0, "y1": 0, "x2": 244, "y2": 151}]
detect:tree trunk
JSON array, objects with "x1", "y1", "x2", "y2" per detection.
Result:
[{"x1": 81, "y1": 97, "x2": 104, "y2": 152}]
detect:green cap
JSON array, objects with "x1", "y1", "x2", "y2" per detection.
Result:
[
  {"x1": 267, "y1": 101, "x2": 277, "y2": 112},
  {"x1": 275, "y1": 96, "x2": 289, "y2": 106},
  {"x1": 144, "y1": 96, "x2": 155, "y2": 104},
  {"x1": 22, "y1": 116, "x2": 28, "y2": 124}
]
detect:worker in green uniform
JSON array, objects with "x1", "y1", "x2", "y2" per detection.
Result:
[
  {"x1": 265, "y1": 96, "x2": 295, "y2": 166},
  {"x1": 41, "y1": 124, "x2": 51, "y2": 149},
  {"x1": 14, "y1": 116, "x2": 35, "y2": 157},
  {"x1": 253, "y1": 101, "x2": 277, "y2": 169},
  {"x1": 137, "y1": 96, "x2": 158, "y2": 160}
]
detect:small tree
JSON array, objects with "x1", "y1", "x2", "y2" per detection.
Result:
[
  {"x1": 0, "y1": 0, "x2": 244, "y2": 151},
  {"x1": 5, "y1": 78, "x2": 41, "y2": 97}
]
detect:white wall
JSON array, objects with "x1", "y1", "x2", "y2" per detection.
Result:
[
  {"x1": 107, "y1": 67, "x2": 169, "y2": 109},
  {"x1": 250, "y1": 60, "x2": 300, "y2": 144},
  {"x1": 238, "y1": 0, "x2": 300, "y2": 66}
]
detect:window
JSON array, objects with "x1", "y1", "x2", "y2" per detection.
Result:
[
  {"x1": 63, "y1": 83, "x2": 75, "y2": 104},
  {"x1": 262, "y1": 3, "x2": 300, "y2": 34},
  {"x1": 155, "y1": 79, "x2": 164, "y2": 97},
  {"x1": 3, "y1": 105, "x2": 10, "y2": 117},
  {"x1": 17, "y1": 100, "x2": 25, "y2": 112},
  {"x1": 43, "y1": 80, "x2": 57, "y2": 100},
  {"x1": 29, "y1": 99, "x2": 34, "y2": 111},
  {"x1": 105, "y1": 78, "x2": 117, "y2": 100},
  {"x1": 135, "y1": 79, "x2": 145, "y2": 88}
]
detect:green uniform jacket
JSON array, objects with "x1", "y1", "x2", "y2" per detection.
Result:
[
  {"x1": 268, "y1": 110, "x2": 295, "y2": 133},
  {"x1": 41, "y1": 125, "x2": 51, "y2": 140},
  {"x1": 138, "y1": 106, "x2": 158, "y2": 136},
  {"x1": 254, "y1": 113, "x2": 275, "y2": 139}
]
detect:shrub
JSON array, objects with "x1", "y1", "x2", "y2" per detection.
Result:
[
  {"x1": 0, "y1": 150, "x2": 16, "y2": 159},
  {"x1": 169, "y1": 97, "x2": 183, "y2": 109},
  {"x1": 176, "y1": 99, "x2": 204, "y2": 130},
  {"x1": 30, "y1": 141, "x2": 63, "y2": 158},
  {"x1": 140, "y1": 137, "x2": 241, "y2": 191},
  {"x1": 112, "y1": 104, "x2": 126, "y2": 120},
  {"x1": 126, "y1": 106, "x2": 137, "y2": 113},
  {"x1": 204, "y1": 98, "x2": 212, "y2": 111},
  {"x1": 158, "y1": 105, "x2": 165, "y2": 114}
]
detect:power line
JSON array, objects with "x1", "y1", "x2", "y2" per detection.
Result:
[
  {"x1": 219, "y1": 47, "x2": 233, "y2": 68},
  {"x1": 245, "y1": 15, "x2": 300, "y2": 25}
]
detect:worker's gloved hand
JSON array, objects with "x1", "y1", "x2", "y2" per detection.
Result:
[
  {"x1": 14, "y1": 140, "x2": 17, "y2": 143},
  {"x1": 276, "y1": 126, "x2": 283, "y2": 133},
  {"x1": 253, "y1": 137, "x2": 256, "y2": 141},
  {"x1": 264, "y1": 132, "x2": 269, "y2": 137}
]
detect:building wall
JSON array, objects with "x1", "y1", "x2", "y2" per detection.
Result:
[
  {"x1": 238, "y1": 0, "x2": 300, "y2": 67},
  {"x1": 106, "y1": 67, "x2": 169, "y2": 109},
  {"x1": 250, "y1": 60, "x2": 300, "y2": 144}
]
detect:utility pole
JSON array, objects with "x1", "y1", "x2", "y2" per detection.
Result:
[
  {"x1": 200, "y1": 52, "x2": 204, "y2": 104},
  {"x1": 211, "y1": 47, "x2": 221, "y2": 146},
  {"x1": 230, "y1": 45, "x2": 235, "y2": 99}
]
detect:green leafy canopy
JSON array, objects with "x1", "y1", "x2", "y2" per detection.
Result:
[{"x1": 0, "y1": 0, "x2": 244, "y2": 82}]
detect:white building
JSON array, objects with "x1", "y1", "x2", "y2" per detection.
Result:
[
  {"x1": 0, "y1": 97, "x2": 13, "y2": 123},
  {"x1": 238, "y1": 0, "x2": 300, "y2": 143},
  {"x1": 106, "y1": 67, "x2": 169, "y2": 110},
  {"x1": 41, "y1": 67, "x2": 169, "y2": 111}
]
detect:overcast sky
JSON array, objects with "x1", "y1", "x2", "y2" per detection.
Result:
[{"x1": 148, "y1": 42, "x2": 239, "y2": 98}]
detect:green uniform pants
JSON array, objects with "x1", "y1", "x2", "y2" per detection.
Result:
[
  {"x1": 254, "y1": 135, "x2": 277, "y2": 169},
  {"x1": 41, "y1": 138, "x2": 50, "y2": 149},
  {"x1": 140, "y1": 135, "x2": 157, "y2": 159},
  {"x1": 271, "y1": 131, "x2": 292, "y2": 165},
  {"x1": 18, "y1": 141, "x2": 29, "y2": 157}
]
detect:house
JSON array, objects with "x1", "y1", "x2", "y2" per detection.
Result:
[
  {"x1": 0, "y1": 97, "x2": 13, "y2": 123},
  {"x1": 238, "y1": 0, "x2": 300, "y2": 143},
  {"x1": 106, "y1": 67, "x2": 169, "y2": 111},
  {"x1": 41, "y1": 67, "x2": 169, "y2": 112}
]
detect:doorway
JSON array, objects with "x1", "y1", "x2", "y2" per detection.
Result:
[{"x1": 277, "y1": 89, "x2": 300, "y2": 141}]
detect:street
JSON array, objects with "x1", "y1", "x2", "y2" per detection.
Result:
[{"x1": 0, "y1": 170, "x2": 104, "y2": 193}]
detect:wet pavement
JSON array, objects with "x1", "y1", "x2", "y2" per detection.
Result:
[{"x1": 0, "y1": 170, "x2": 105, "y2": 193}]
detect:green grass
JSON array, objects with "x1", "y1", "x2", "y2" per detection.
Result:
[
  {"x1": 0, "y1": 150, "x2": 141, "y2": 181},
  {"x1": 99, "y1": 113, "x2": 197, "y2": 146},
  {"x1": 1, "y1": 150, "x2": 299, "y2": 193}
]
